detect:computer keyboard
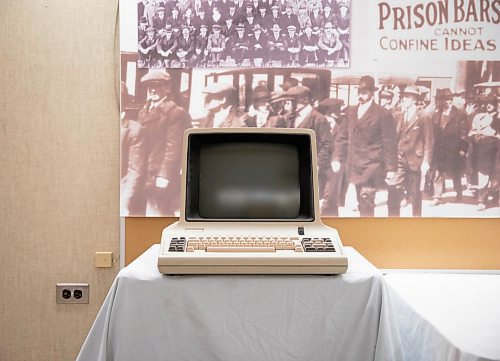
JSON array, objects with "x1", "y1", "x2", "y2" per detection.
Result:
[{"x1": 167, "y1": 236, "x2": 337, "y2": 253}]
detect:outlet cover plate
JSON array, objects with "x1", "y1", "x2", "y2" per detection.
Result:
[{"x1": 56, "y1": 283, "x2": 89, "y2": 304}]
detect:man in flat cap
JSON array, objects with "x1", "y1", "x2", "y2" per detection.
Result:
[
  {"x1": 207, "y1": 24, "x2": 226, "y2": 66},
  {"x1": 319, "y1": 98, "x2": 348, "y2": 216},
  {"x1": 138, "y1": 27, "x2": 159, "y2": 67},
  {"x1": 199, "y1": 83, "x2": 246, "y2": 128},
  {"x1": 332, "y1": 75, "x2": 397, "y2": 216},
  {"x1": 244, "y1": 86, "x2": 287, "y2": 128},
  {"x1": 266, "y1": 5, "x2": 281, "y2": 29},
  {"x1": 387, "y1": 85, "x2": 434, "y2": 217},
  {"x1": 137, "y1": 70, "x2": 193, "y2": 215},
  {"x1": 430, "y1": 88, "x2": 468, "y2": 205},
  {"x1": 287, "y1": 85, "x2": 332, "y2": 199}
]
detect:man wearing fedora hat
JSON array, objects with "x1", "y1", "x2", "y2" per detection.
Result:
[
  {"x1": 332, "y1": 75, "x2": 397, "y2": 217},
  {"x1": 167, "y1": 7, "x2": 183, "y2": 29},
  {"x1": 267, "y1": 23, "x2": 286, "y2": 65},
  {"x1": 299, "y1": 24, "x2": 319, "y2": 66},
  {"x1": 317, "y1": 21, "x2": 341, "y2": 66},
  {"x1": 138, "y1": 16, "x2": 149, "y2": 42},
  {"x1": 280, "y1": 4, "x2": 300, "y2": 32},
  {"x1": 251, "y1": 24, "x2": 269, "y2": 64},
  {"x1": 431, "y1": 88, "x2": 468, "y2": 205},
  {"x1": 153, "y1": 6, "x2": 168, "y2": 30},
  {"x1": 244, "y1": 86, "x2": 287, "y2": 128},
  {"x1": 156, "y1": 25, "x2": 178, "y2": 67},
  {"x1": 387, "y1": 85, "x2": 434, "y2": 217},
  {"x1": 137, "y1": 70, "x2": 192, "y2": 215},
  {"x1": 227, "y1": 23, "x2": 249, "y2": 66}
]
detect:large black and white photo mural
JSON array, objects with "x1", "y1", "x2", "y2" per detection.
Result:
[{"x1": 119, "y1": 0, "x2": 500, "y2": 218}]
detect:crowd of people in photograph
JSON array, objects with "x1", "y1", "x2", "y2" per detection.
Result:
[
  {"x1": 137, "y1": 0, "x2": 350, "y2": 68},
  {"x1": 120, "y1": 69, "x2": 500, "y2": 217}
]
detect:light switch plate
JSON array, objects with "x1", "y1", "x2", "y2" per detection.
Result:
[{"x1": 95, "y1": 252, "x2": 113, "y2": 268}]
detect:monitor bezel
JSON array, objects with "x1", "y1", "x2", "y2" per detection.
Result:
[{"x1": 183, "y1": 130, "x2": 316, "y2": 222}]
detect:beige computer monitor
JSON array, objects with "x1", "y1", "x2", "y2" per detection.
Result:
[{"x1": 178, "y1": 128, "x2": 323, "y2": 227}]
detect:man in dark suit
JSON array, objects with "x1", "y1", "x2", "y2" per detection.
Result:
[
  {"x1": 267, "y1": 24, "x2": 286, "y2": 65},
  {"x1": 176, "y1": 26, "x2": 197, "y2": 67},
  {"x1": 139, "y1": 27, "x2": 159, "y2": 67},
  {"x1": 283, "y1": 25, "x2": 301, "y2": 66},
  {"x1": 332, "y1": 76, "x2": 397, "y2": 216},
  {"x1": 167, "y1": 8, "x2": 183, "y2": 29},
  {"x1": 195, "y1": 24, "x2": 210, "y2": 66},
  {"x1": 153, "y1": 7, "x2": 168, "y2": 30},
  {"x1": 319, "y1": 98, "x2": 348, "y2": 216},
  {"x1": 227, "y1": 24, "x2": 249, "y2": 66},
  {"x1": 137, "y1": 70, "x2": 193, "y2": 215},
  {"x1": 280, "y1": 4, "x2": 300, "y2": 31},
  {"x1": 286, "y1": 86, "x2": 333, "y2": 199},
  {"x1": 299, "y1": 24, "x2": 319, "y2": 65},
  {"x1": 431, "y1": 88, "x2": 468, "y2": 205},
  {"x1": 387, "y1": 86, "x2": 434, "y2": 217},
  {"x1": 138, "y1": 16, "x2": 149, "y2": 42},
  {"x1": 156, "y1": 26, "x2": 178, "y2": 67},
  {"x1": 120, "y1": 82, "x2": 147, "y2": 216},
  {"x1": 248, "y1": 24, "x2": 268, "y2": 66}
]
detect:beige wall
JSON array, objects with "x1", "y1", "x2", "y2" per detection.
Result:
[
  {"x1": 126, "y1": 218, "x2": 500, "y2": 269},
  {"x1": 0, "y1": 1, "x2": 120, "y2": 360}
]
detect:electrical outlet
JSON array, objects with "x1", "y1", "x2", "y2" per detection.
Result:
[{"x1": 56, "y1": 283, "x2": 89, "y2": 304}]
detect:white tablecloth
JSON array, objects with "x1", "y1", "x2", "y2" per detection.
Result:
[
  {"x1": 77, "y1": 245, "x2": 384, "y2": 361},
  {"x1": 375, "y1": 273, "x2": 500, "y2": 361}
]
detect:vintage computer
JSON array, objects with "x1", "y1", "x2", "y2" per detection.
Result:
[{"x1": 158, "y1": 128, "x2": 348, "y2": 275}]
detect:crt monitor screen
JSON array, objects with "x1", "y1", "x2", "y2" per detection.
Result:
[{"x1": 185, "y1": 132, "x2": 314, "y2": 221}]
